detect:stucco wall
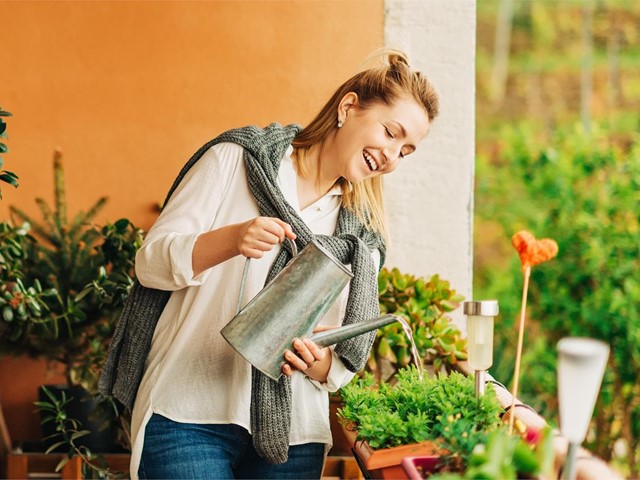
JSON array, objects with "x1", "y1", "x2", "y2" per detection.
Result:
[{"x1": 384, "y1": 0, "x2": 476, "y2": 327}]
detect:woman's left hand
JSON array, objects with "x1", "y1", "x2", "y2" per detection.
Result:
[{"x1": 282, "y1": 338, "x2": 332, "y2": 382}]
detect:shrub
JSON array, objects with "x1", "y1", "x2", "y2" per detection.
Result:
[{"x1": 475, "y1": 123, "x2": 640, "y2": 474}]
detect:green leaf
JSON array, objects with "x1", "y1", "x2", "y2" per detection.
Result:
[
  {"x1": 45, "y1": 441, "x2": 67, "y2": 454},
  {"x1": 55, "y1": 456, "x2": 71, "y2": 472},
  {"x1": 114, "y1": 218, "x2": 130, "y2": 230},
  {"x1": 2, "y1": 306, "x2": 14, "y2": 322},
  {"x1": 70, "y1": 430, "x2": 91, "y2": 441},
  {"x1": 0, "y1": 171, "x2": 19, "y2": 186}
]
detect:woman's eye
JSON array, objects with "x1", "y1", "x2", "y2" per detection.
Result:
[{"x1": 384, "y1": 127, "x2": 394, "y2": 139}]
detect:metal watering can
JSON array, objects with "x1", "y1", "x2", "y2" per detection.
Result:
[{"x1": 220, "y1": 238, "x2": 400, "y2": 381}]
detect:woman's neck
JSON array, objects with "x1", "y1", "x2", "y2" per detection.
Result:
[{"x1": 294, "y1": 144, "x2": 340, "y2": 210}]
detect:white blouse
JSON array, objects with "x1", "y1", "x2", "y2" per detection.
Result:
[{"x1": 129, "y1": 142, "x2": 378, "y2": 478}]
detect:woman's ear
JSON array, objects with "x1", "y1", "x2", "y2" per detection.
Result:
[{"x1": 337, "y1": 92, "x2": 359, "y2": 123}]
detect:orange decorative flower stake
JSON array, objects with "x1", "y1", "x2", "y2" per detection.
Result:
[{"x1": 508, "y1": 231, "x2": 558, "y2": 434}]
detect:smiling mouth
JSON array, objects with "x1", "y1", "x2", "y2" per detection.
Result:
[{"x1": 363, "y1": 151, "x2": 378, "y2": 171}]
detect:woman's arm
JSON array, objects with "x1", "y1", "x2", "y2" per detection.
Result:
[{"x1": 192, "y1": 217, "x2": 295, "y2": 277}]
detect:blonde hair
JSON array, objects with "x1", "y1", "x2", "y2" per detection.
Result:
[{"x1": 292, "y1": 50, "x2": 439, "y2": 240}]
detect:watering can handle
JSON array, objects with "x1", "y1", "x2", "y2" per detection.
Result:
[{"x1": 236, "y1": 237, "x2": 298, "y2": 314}]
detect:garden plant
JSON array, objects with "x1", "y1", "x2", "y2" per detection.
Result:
[
  {"x1": 338, "y1": 366, "x2": 554, "y2": 478},
  {"x1": 0, "y1": 150, "x2": 143, "y2": 476},
  {"x1": 371, "y1": 268, "x2": 467, "y2": 383},
  {"x1": 475, "y1": 124, "x2": 640, "y2": 476},
  {"x1": 0, "y1": 106, "x2": 19, "y2": 198}
]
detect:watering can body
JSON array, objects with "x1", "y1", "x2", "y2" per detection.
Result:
[{"x1": 220, "y1": 239, "x2": 399, "y2": 381}]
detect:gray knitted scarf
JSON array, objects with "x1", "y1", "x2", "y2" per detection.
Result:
[{"x1": 99, "y1": 123, "x2": 386, "y2": 464}]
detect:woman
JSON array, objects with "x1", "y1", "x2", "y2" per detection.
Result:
[{"x1": 100, "y1": 50, "x2": 439, "y2": 479}]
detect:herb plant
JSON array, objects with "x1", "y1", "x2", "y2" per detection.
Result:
[{"x1": 338, "y1": 367, "x2": 503, "y2": 467}]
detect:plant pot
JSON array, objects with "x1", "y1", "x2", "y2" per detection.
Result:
[
  {"x1": 328, "y1": 393, "x2": 352, "y2": 456},
  {"x1": 342, "y1": 424, "x2": 444, "y2": 479},
  {"x1": 39, "y1": 384, "x2": 115, "y2": 453}
]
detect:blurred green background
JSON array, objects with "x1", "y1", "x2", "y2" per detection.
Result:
[{"x1": 475, "y1": 1, "x2": 640, "y2": 477}]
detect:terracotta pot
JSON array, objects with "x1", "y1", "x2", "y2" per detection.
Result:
[
  {"x1": 342, "y1": 424, "x2": 444, "y2": 479},
  {"x1": 328, "y1": 393, "x2": 352, "y2": 456}
]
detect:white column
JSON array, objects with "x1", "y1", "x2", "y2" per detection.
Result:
[{"x1": 384, "y1": 0, "x2": 476, "y2": 329}]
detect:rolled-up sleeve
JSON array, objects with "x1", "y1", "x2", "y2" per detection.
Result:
[
  {"x1": 135, "y1": 143, "x2": 241, "y2": 291},
  {"x1": 308, "y1": 350, "x2": 356, "y2": 392}
]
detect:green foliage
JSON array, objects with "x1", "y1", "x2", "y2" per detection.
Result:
[
  {"x1": 476, "y1": 2, "x2": 640, "y2": 144},
  {"x1": 338, "y1": 367, "x2": 503, "y2": 467},
  {"x1": 475, "y1": 123, "x2": 640, "y2": 470},
  {"x1": 0, "y1": 222, "x2": 58, "y2": 342},
  {"x1": 371, "y1": 268, "x2": 467, "y2": 382},
  {"x1": 430, "y1": 426, "x2": 555, "y2": 480},
  {"x1": 0, "y1": 107, "x2": 19, "y2": 197},
  {"x1": 0, "y1": 150, "x2": 143, "y2": 394},
  {"x1": 36, "y1": 386, "x2": 122, "y2": 479}
]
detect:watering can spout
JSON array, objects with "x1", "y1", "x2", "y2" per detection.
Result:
[{"x1": 309, "y1": 314, "x2": 401, "y2": 348}]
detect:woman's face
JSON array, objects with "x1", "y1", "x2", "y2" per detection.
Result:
[{"x1": 329, "y1": 93, "x2": 431, "y2": 184}]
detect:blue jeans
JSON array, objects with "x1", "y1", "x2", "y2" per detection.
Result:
[{"x1": 139, "y1": 413, "x2": 326, "y2": 479}]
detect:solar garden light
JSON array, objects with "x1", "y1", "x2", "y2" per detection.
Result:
[
  {"x1": 463, "y1": 300, "x2": 499, "y2": 397},
  {"x1": 557, "y1": 337, "x2": 609, "y2": 480}
]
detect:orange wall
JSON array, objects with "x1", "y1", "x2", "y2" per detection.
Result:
[
  {"x1": 0, "y1": 0, "x2": 382, "y2": 447},
  {"x1": 1, "y1": 0, "x2": 383, "y2": 230}
]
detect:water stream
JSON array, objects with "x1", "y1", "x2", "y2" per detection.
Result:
[{"x1": 395, "y1": 316, "x2": 425, "y2": 381}]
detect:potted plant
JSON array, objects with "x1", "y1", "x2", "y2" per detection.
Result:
[
  {"x1": 372, "y1": 268, "x2": 467, "y2": 382},
  {"x1": 329, "y1": 268, "x2": 467, "y2": 457},
  {"x1": 0, "y1": 150, "x2": 143, "y2": 460},
  {"x1": 338, "y1": 366, "x2": 553, "y2": 479},
  {"x1": 328, "y1": 268, "x2": 467, "y2": 456},
  {"x1": 402, "y1": 426, "x2": 554, "y2": 479}
]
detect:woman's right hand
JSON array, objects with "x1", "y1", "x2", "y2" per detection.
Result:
[{"x1": 237, "y1": 217, "x2": 296, "y2": 259}]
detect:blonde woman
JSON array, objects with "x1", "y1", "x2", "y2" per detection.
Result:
[{"x1": 100, "y1": 50, "x2": 439, "y2": 479}]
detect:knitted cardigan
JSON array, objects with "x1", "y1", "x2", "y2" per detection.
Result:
[{"x1": 99, "y1": 123, "x2": 386, "y2": 463}]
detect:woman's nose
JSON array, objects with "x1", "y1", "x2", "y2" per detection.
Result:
[{"x1": 382, "y1": 144, "x2": 402, "y2": 167}]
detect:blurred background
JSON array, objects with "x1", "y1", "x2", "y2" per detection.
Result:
[{"x1": 474, "y1": 1, "x2": 640, "y2": 477}]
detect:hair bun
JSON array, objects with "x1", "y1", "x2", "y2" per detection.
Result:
[{"x1": 387, "y1": 51, "x2": 410, "y2": 69}]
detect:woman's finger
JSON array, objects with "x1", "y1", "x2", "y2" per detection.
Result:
[{"x1": 292, "y1": 339, "x2": 316, "y2": 366}]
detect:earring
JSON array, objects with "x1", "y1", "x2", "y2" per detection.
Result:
[{"x1": 337, "y1": 119, "x2": 343, "y2": 128}]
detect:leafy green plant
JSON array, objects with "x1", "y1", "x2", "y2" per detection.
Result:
[
  {"x1": 370, "y1": 268, "x2": 467, "y2": 382},
  {"x1": 0, "y1": 222, "x2": 57, "y2": 342},
  {"x1": 1, "y1": 150, "x2": 143, "y2": 393},
  {"x1": 36, "y1": 386, "x2": 123, "y2": 479},
  {"x1": 0, "y1": 106, "x2": 19, "y2": 197},
  {"x1": 475, "y1": 123, "x2": 640, "y2": 475},
  {"x1": 338, "y1": 367, "x2": 503, "y2": 468},
  {"x1": 429, "y1": 426, "x2": 554, "y2": 480},
  {"x1": 0, "y1": 149, "x2": 143, "y2": 472}
]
